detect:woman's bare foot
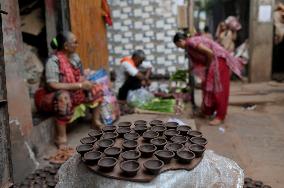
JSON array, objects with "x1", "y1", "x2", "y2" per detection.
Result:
[
  {"x1": 209, "y1": 118, "x2": 223, "y2": 126},
  {"x1": 54, "y1": 137, "x2": 67, "y2": 149},
  {"x1": 91, "y1": 120, "x2": 105, "y2": 130}
]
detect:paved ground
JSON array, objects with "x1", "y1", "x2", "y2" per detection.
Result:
[
  {"x1": 195, "y1": 82, "x2": 284, "y2": 188},
  {"x1": 46, "y1": 81, "x2": 284, "y2": 188}
]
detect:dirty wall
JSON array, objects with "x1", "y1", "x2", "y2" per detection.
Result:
[{"x1": 107, "y1": 0, "x2": 186, "y2": 75}]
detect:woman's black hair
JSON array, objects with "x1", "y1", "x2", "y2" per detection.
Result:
[
  {"x1": 173, "y1": 32, "x2": 187, "y2": 43},
  {"x1": 50, "y1": 31, "x2": 72, "y2": 50},
  {"x1": 204, "y1": 25, "x2": 210, "y2": 32}
]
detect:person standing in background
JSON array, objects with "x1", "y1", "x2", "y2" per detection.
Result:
[{"x1": 173, "y1": 32, "x2": 245, "y2": 125}]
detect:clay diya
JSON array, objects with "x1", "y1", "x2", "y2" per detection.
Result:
[
  {"x1": 76, "y1": 144, "x2": 93, "y2": 156},
  {"x1": 101, "y1": 132, "x2": 118, "y2": 140},
  {"x1": 143, "y1": 159, "x2": 164, "y2": 175},
  {"x1": 254, "y1": 181, "x2": 263, "y2": 187},
  {"x1": 165, "y1": 143, "x2": 184, "y2": 154},
  {"x1": 164, "y1": 122, "x2": 178, "y2": 129},
  {"x1": 120, "y1": 160, "x2": 140, "y2": 177},
  {"x1": 171, "y1": 135, "x2": 188, "y2": 144},
  {"x1": 102, "y1": 126, "x2": 117, "y2": 132},
  {"x1": 98, "y1": 157, "x2": 117, "y2": 172},
  {"x1": 88, "y1": 130, "x2": 103, "y2": 139},
  {"x1": 149, "y1": 119, "x2": 163, "y2": 126},
  {"x1": 154, "y1": 150, "x2": 175, "y2": 164},
  {"x1": 104, "y1": 147, "x2": 122, "y2": 158},
  {"x1": 151, "y1": 125, "x2": 166, "y2": 136},
  {"x1": 83, "y1": 151, "x2": 102, "y2": 165},
  {"x1": 133, "y1": 124, "x2": 148, "y2": 135},
  {"x1": 188, "y1": 144, "x2": 205, "y2": 157},
  {"x1": 124, "y1": 132, "x2": 140, "y2": 140},
  {"x1": 177, "y1": 125, "x2": 192, "y2": 135},
  {"x1": 138, "y1": 144, "x2": 157, "y2": 158},
  {"x1": 244, "y1": 177, "x2": 253, "y2": 184},
  {"x1": 188, "y1": 130, "x2": 202, "y2": 138},
  {"x1": 262, "y1": 185, "x2": 272, "y2": 188},
  {"x1": 46, "y1": 180, "x2": 57, "y2": 187},
  {"x1": 134, "y1": 120, "x2": 147, "y2": 125},
  {"x1": 121, "y1": 150, "x2": 141, "y2": 161},
  {"x1": 190, "y1": 137, "x2": 208, "y2": 146},
  {"x1": 117, "y1": 121, "x2": 132, "y2": 127},
  {"x1": 97, "y1": 139, "x2": 114, "y2": 151},
  {"x1": 80, "y1": 136, "x2": 97, "y2": 145},
  {"x1": 150, "y1": 138, "x2": 167, "y2": 150},
  {"x1": 142, "y1": 130, "x2": 159, "y2": 142},
  {"x1": 176, "y1": 150, "x2": 195, "y2": 164},
  {"x1": 244, "y1": 183, "x2": 254, "y2": 188},
  {"x1": 122, "y1": 140, "x2": 138, "y2": 150},
  {"x1": 116, "y1": 127, "x2": 131, "y2": 137},
  {"x1": 46, "y1": 180, "x2": 57, "y2": 188},
  {"x1": 164, "y1": 129, "x2": 180, "y2": 140}
]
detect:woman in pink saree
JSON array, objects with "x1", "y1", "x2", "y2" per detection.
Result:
[{"x1": 173, "y1": 32, "x2": 244, "y2": 125}]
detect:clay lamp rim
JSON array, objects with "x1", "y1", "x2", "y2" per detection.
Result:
[
  {"x1": 149, "y1": 120, "x2": 164, "y2": 126},
  {"x1": 171, "y1": 135, "x2": 188, "y2": 144},
  {"x1": 165, "y1": 143, "x2": 184, "y2": 151},
  {"x1": 143, "y1": 159, "x2": 164, "y2": 170},
  {"x1": 164, "y1": 122, "x2": 178, "y2": 129},
  {"x1": 104, "y1": 147, "x2": 122, "y2": 156},
  {"x1": 151, "y1": 125, "x2": 166, "y2": 132},
  {"x1": 189, "y1": 144, "x2": 206, "y2": 152},
  {"x1": 88, "y1": 130, "x2": 103, "y2": 137},
  {"x1": 98, "y1": 157, "x2": 118, "y2": 168},
  {"x1": 150, "y1": 119, "x2": 164, "y2": 124},
  {"x1": 134, "y1": 124, "x2": 148, "y2": 129},
  {"x1": 177, "y1": 125, "x2": 192, "y2": 132},
  {"x1": 138, "y1": 144, "x2": 157, "y2": 153},
  {"x1": 142, "y1": 130, "x2": 159, "y2": 139},
  {"x1": 117, "y1": 122, "x2": 132, "y2": 127},
  {"x1": 164, "y1": 130, "x2": 180, "y2": 136},
  {"x1": 122, "y1": 140, "x2": 138, "y2": 148},
  {"x1": 76, "y1": 144, "x2": 93, "y2": 153},
  {"x1": 83, "y1": 150, "x2": 102, "y2": 160},
  {"x1": 176, "y1": 150, "x2": 195, "y2": 160},
  {"x1": 154, "y1": 150, "x2": 175, "y2": 158},
  {"x1": 121, "y1": 150, "x2": 141, "y2": 160},
  {"x1": 190, "y1": 137, "x2": 208, "y2": 146},
  {"x1": 150, "y1": 138, "x2": 167, "y2": 146},
  {"x1": 120, "y1": 160, "x2": 140, "y2": 173},
  {"x1": 134, "y1": 120, "x2": 147, "y2": 125},
  {"x1": 124, "y1": 132, "x2": 140, "y2": 140},
  {"x1": 102, "y1": 132, "x2": 119, "y2": 140},
  {"x1": 102, "y1": 126, "x2": 117, "y2": 132},
  {"x1": 116, "y1": 127, "x2": 131, "y2": 134},
  {"x1": 80, "y1": 136, "x2": 97, "y2": 144},
  {"x1": 188, "y1": 130, "x2": 203, "y2": 137},
  {"x1": 97, "y1": 138, "x2": 115, "y2": 148}
]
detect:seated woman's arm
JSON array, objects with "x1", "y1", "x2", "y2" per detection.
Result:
[{"x1": 48, "y1": 80, "x2": 93, "y2": 91}]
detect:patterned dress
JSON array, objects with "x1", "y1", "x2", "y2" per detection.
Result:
[{"x1": 186, "y1": 36, "x2": 244, "y2": 120}]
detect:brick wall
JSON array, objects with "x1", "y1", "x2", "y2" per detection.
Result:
[{"x1": 107, "y1": 0, "x2": 187, "y2": 75}]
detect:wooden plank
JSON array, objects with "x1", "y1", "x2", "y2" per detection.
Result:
[
  {"x1": 69, "y1": 0, "x2": 109, "y2": 70},
  {"x1": 0, "y1": 3, "x2": 13, "y2": 185}
]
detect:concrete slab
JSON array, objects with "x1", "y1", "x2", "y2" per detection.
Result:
[{"x1": 197, "y1": 102, "x2": 284, "y2": 188}]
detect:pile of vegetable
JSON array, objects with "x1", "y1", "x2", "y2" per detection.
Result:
[{"x1": 139, "y1": 98, "x2": 175, "y2": 113}]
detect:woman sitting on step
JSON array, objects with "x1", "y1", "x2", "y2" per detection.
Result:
[{"x1": 35, "y1": 31, "x2": 104, "y2": 148}]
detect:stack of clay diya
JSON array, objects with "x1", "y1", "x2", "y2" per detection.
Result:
[{"x1": 76, "y1": 120, "x2": 207, "y2": 181}]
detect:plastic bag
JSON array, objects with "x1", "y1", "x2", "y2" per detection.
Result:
[
  {"x1": 127, "y1": 88, "x2": 154, "y2": 107},
  {"x1": 87, "y1": 69, "x2": 120, "y2": 125}
]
